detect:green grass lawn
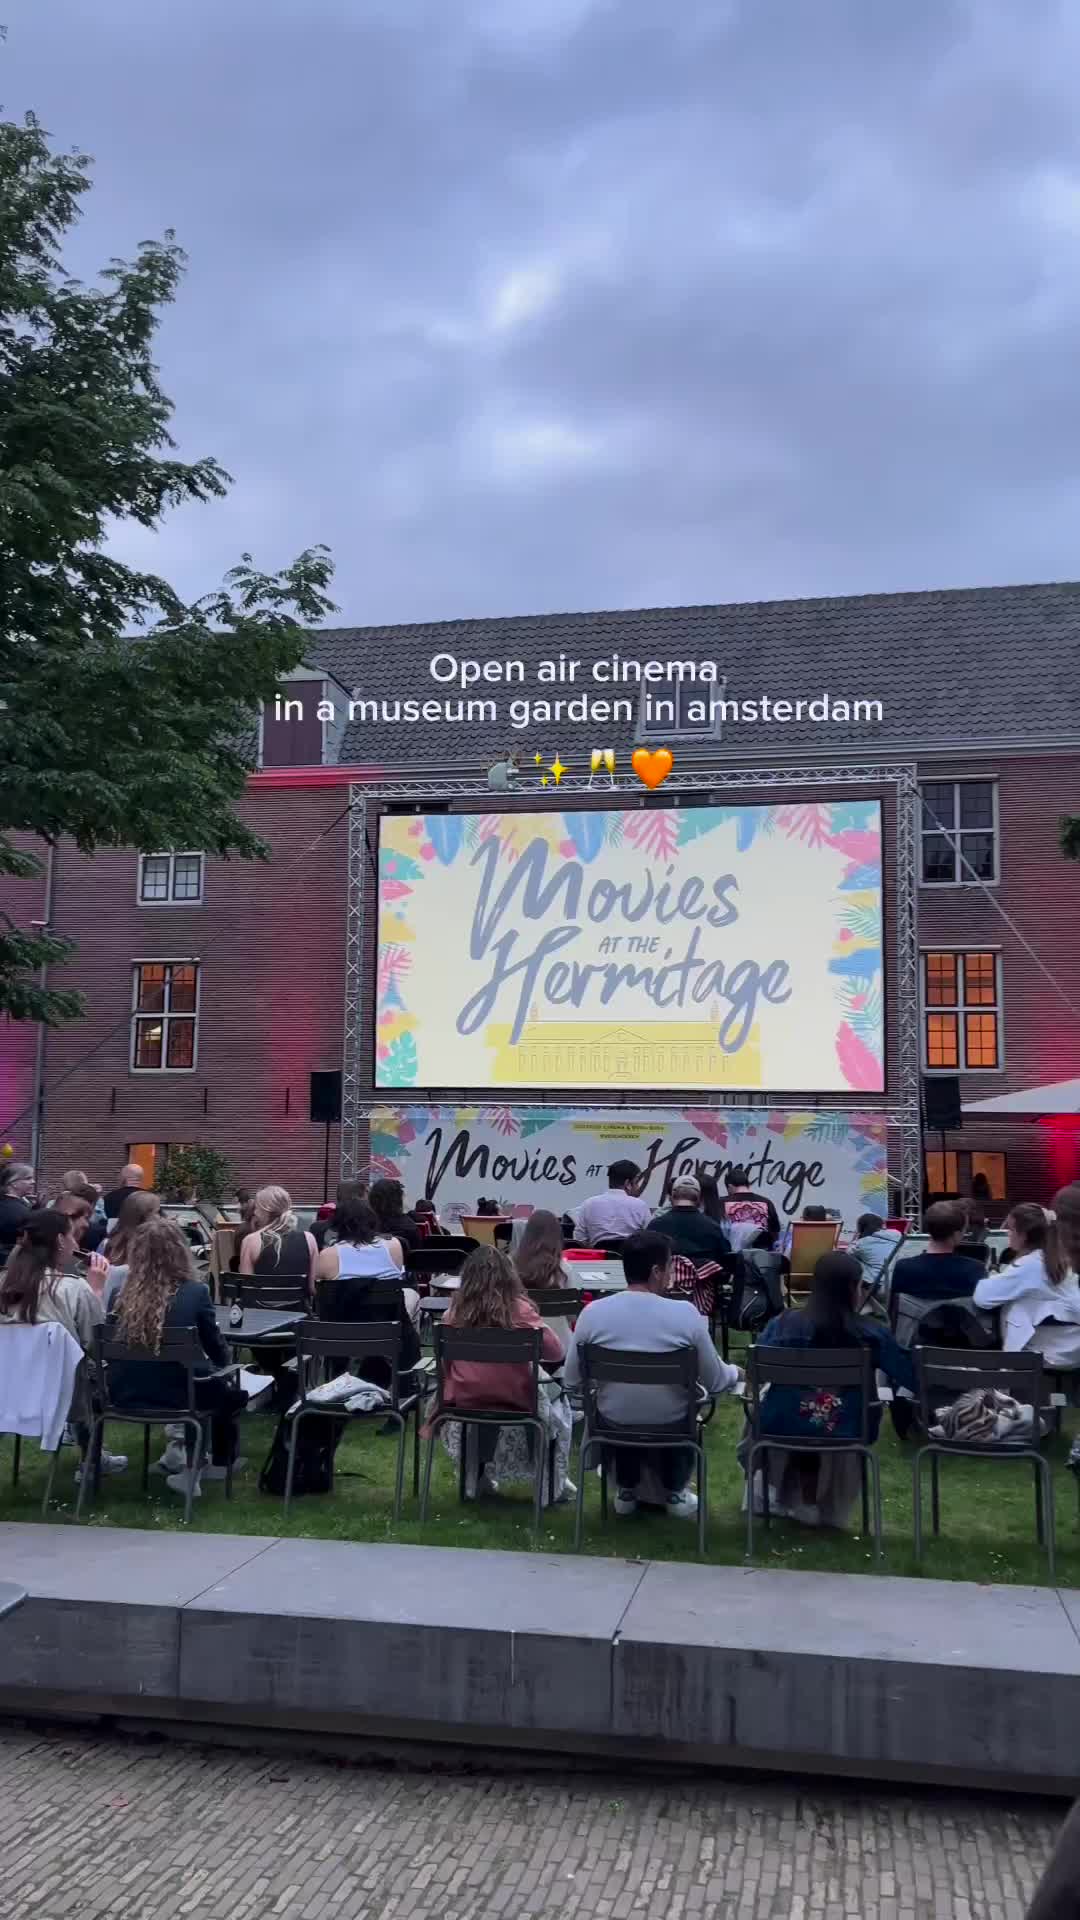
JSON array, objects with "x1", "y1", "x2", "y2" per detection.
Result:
[{"x1": 2, "y1": 1395, "x2": 1078, "y2": 1587}]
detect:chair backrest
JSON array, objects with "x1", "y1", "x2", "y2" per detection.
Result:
[
  {"x1": 788, "y1": 1220, "x2": 842, "y2": 1277},
  {"x1": 528, "y1": 1287, "x2": 586, "y2": 1320},
  {"x1": 956, "y1": 1240, "x2": 992, "y2": 1268},
  {"x1": 406, "y1": 1245, "x2": 469, "y2": 1279},
  {"x1": 577, "y1": 1341, "x2": 700, "y2": 1438},
  {"x1": 914, "y1": 1346, "x2": 1049, "y2": 1431},
  {"x1": 433, "y1": 1323, "x2": 541, "y2": 1414},
  {"x1": 593, "y1": 1236, "x2": 627, "y2": 1254},
  {"x1": 746, "y1": 1342, "x2": 875, "y2": 1444},
  {"x1": 94, "y1": 1323, "x2": 203, "y2": 1413},
  {"x1": 437, "y1": 1234, "x2": 480, "y2": 1253},
  {"x1": 239, "y1": 1276, "x2": 309, "y2": 1312},
  {"x1": 294, "y1": 1317, "x2": 402, "y2": 1402}
]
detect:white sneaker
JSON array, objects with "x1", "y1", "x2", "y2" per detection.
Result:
[
  {"x1": 157, "y1": 1442, "x2": 187, "y2": 1474},
  {"x1": 553, "y1": 1478, "x2": 577, "y2": 1506},
  {"x1": 74, "y1": 1452, "x2": 128, "y2": 1484},
  {"x1": 614, "y1": 1489, "x2": 638, "y2": 1517},
  {"x1": 201, "y1": 1458, "x2": 246, "y2": 1483},
  {"x1": 666, "y1": 1488, "x2": 699, "y2": 1520},
  {"x1": 166, "y1": 1469, "x2": 202, "y2": 1500}
]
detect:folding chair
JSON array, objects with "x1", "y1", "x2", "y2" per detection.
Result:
[
  {"x1": 420, "y1": 1325, "x2": 556, "y2": 1539},
  {"x1": 77, "y1": 1326, "x2": 240, "y2": 1526},
  {"x1": 527, "y1": 1288, "x2": 586, "y2": 1321},
  {"x1": 285, "y1": 1319, "x2": 426, "y2": 1520},
  {"x1": 405, "y1": 1245, "x2": 470, "y2": 1291},
  {"x1": 572, "y1": 1344, "x2": 712, "y2": 1556},
  {"x1": 744, "y1": 1345, "x2": 883, "y2": 1562},
  {"x1": 912, "y1": 1348, "x2": 1056, "y2": 1578}
]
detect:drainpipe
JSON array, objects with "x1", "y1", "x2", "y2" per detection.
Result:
[{"x1": 29, "y1": 841, "x2": 56, "y2": 1185}]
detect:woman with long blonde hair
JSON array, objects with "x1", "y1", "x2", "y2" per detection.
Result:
[
  {"x1": 439, "y1": 1246, "x2": 571, "y2": 1503},
  {"x1": 110, "y1": 1215, "x2": 248, "y2": 1498},
  {"x1": 238, "y1": 1185, "x2": 317, "y2": 1300}
]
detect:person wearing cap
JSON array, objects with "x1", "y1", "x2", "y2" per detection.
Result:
[{"x1": 649, "y1": 1174, "x2": 731, "y2": 1265}]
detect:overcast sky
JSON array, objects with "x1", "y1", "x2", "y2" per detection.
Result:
[{"x1": 5, "y1": 0, "x2": 1080, "y2": 626}]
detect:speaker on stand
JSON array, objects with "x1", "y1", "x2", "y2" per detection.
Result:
[
  {"x1": 922, "y1": 1074, "x2": 962, "y2": 1201},
  {"x1": 310, "y1": 1071, "x2": 343, "y2": 1203}
]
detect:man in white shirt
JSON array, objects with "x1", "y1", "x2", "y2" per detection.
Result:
[
  {"x1": 573, "y1": 1160, "x2": 652, "y2": 1246},
  {"x1": 564, "y1": 1229, "x2": 740, "y2": 1519}
]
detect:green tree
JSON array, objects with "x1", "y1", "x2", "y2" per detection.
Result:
[{"x1": 0, "y1": 113, "x2": 335, "y2": 1023}]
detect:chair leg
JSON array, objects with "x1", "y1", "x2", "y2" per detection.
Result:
[
  {"x1": 861, "y1": 1456, "x2": 870, "y2": 1537},
  {"x1": 41, "y1": 1447, "x2": 60, "y2": 1518},
  {"x1": 412, "y1": 1405, "x2": 421, "y2": 1500},
  {"x1": 1035, "y1": 1459, "x2": 1046, "y2": 1545},
  {"x1": 867, "y1": 1450, "x2": 883, "y2": 1564},
  {"x1": 574, "y1": 1438, "x2": 593, "y2": 1550},
  {"x1": 745, "y1": 1442, "x2": 759, "y2": 1563},
  {"x1": 930, "y1": 1452, "x2": 941, "y2": 1536},
  {"x1": 419, "y1": 1418, "x2": 440, "y2": 1523},
  {"x1": 392, "y1": 1414, "x2": 407, "y2": 1524},
  {"x1": 1041, "y1": 1459, "x2": 1057, "y2": 1582},
  {"x1": 458, "y1": 1423, "x2": 469, "y2": 1505},
  {"x1": 761, "y1": 1445, "x2": 771, "y2": 1529},
  {"x1": 912, "y1": 1448, "x2": 925, "y2": 1562},
  {"x1": 142, "y1": 1424, "x2": 151, "y2": 1494},
  {"x1": 283, "y1": 1411, "x2": 302, "y2": 1518},
  {"x1": 11, "y1": 1432, "x2": 21, "y2": 1489},
  {"x1": 599, "y1": 1448, "x2": 608, "y2": 1521},
  {"x1": 75, "y1": 1418, "x2": 104, "y2": 1522},
  {"x1": 696, "y1": 1444, "x2": 707, "y2": 1557},
  {"x1": 531, "y1": 1420, "x2": 545, "y2": 1541},
  {"x1": 183, "y1": 1418, "x2": 203, "y2": 1526}
]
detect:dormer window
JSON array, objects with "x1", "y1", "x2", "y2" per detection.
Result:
[{"x1": 636, "y1": 673, "x2": 726, "y2": 741}]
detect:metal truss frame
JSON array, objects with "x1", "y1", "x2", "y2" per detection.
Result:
[{"x1": 341, "y1": 763, "x2": 922, "y2": 1216}]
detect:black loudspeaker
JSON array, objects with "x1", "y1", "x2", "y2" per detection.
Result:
[
  {"x1": 310, "y1": 1070, "x2": 342, "y2": 1125},
  {"x1": 923, "y1": 1075, "x2": 962, "y2": 1131}
]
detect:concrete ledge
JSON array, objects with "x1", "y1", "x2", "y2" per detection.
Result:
[{"x1": 2, "y1": 1524, "x2": 1079, "y2": 1792}]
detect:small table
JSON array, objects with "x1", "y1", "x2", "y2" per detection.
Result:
[
  {"x1": 214, "y1": 1306, "x2": 307, "y2": 1343},
  {"x1": 561, "y1": 1261, "x2": 626, "y2": 1294},
  {"x1": 0, "y1": 1582, "x2": 26, "y2": 1620}
]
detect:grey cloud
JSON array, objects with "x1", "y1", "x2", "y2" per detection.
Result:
[{"x1": 4, "y1": 0, "x2": 1080, "y2": 622}]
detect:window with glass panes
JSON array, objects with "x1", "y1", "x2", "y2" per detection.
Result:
[
  {"x1": 922, "y1": 950, "x2": 1000, "y2": 1071},
  {"x1": 131, "y1": 962, "x2": 199, "y2": 1071},
  {"x1": 920, "y1": 780, "x2": 997, "y2": 884},
  {"x1": 138, "y1": 852, "x2": 204, "y2": 905}
]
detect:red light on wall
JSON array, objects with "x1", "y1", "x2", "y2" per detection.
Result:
[{"x1": 1038, "y1": 1115, "x2": 1080, "y2": 1191}]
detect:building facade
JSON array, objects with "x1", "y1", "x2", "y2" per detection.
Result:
[{"x1": 2, "y1": 581, "x2": 1079, "y2": 1209}]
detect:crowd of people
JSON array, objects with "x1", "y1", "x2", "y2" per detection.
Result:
[{"x1": 2, "y1": 1151, "x2": 1080, "y2": 1529}]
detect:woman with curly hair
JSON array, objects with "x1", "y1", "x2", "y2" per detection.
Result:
[
  {"x1": 111, "y1": 1215, "x2": 248, "y2": 1499},
  {"x1": 438, "y1": 1245, "x2": 572, "y2": 1503}
]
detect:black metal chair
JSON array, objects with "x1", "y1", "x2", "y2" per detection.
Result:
[
  {"x1": 76, "y1": 1327, "x2": 240, "y2": 1525},
  {"x1": 284, "y1": 1319, "x2": 426, "y2": 1520},
  {"x1": 405, "y1": 1245, "x2": 470, "y2": 1290},
  {"x1": 572, "y1": 1344, "x2": 712, "y2": 1556},
  {"x1": 433, "y1": 1235, "x2": 479, "y2": 1254},
  {"x1": 912, "y1": 1348, "x2": 1056, "y2": 1577},
  {"x1": 593, "y1": 1236, "x2": 627, "y2": 1256},
  {"x1": 235, "y1": 1276, "x2": 311, "y2": 1312},
  {"x1": 744, "y1": 1345, "x2": 883, "y2": 1562},
  {"x1": 420, "y1": 1325, "x2": 556, "y2": 1538},
  {"x1": 527, "y1": 1288, "x2": 586, "y2": 1321}
]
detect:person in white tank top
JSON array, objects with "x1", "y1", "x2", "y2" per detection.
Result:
[{"x1": 315, "y1": 1196, "x2": 419, "y2": 1325}]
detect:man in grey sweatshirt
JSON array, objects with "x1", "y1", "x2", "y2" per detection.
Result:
[{"x1": 564, "y1": 1229, "x2": 740, "y2": 1519}]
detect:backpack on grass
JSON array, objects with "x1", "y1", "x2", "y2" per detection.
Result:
[{"x1": 258, "y1": 1409, "x2": 346, "y2": 1497}]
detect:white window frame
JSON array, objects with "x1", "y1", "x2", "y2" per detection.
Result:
[
  {"x1": 920, "y1": 946, "x2": 1004, "y2": 1074},
  {"x1": 137, "y1": 852, "x2": 205, "y2": 907},
  {"x1": 918, "y1": 777, "x2": 999, "y2": 888},
  {"x1": 130, "y1": 960, "x2": 201, "y2": 1074},
  {"x1": 635, "y1": 673, "x2": 727, "y2": 743}
]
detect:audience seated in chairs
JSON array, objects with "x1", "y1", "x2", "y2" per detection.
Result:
[
  {"x1": 109, "y1": 1215, "x2": 248, "y2": 1500},
  {"x1": 431, "y1": 1246, "x2": 572, "y2": 1502},
  {"x1": 0, "y1": 1206, "x2": 119, "y2": 1480},
  {"x1": 850, "y1": 1212, "x2": 905, "y2": 1304},
  {"x1": 514, "y1": 1208, "x2": 576, "y2": 1345},
  {"x1": 739, "y1": 1250, "x2": 913, "y2": 1529},
  {"x1": 889, "y1": 1200, "x2": 985, "y2": 1347},
  {"x1": 975, "y1": 1199, "x2": 1080, "y2": 1368},
  {"x1": 238, "y1": 1186, "x2": 317, "y2": 1300},
  {"x1": 102, "y1": 1191, "x2": 162, "y2": 1311},
  {"x1": 572, "y1": 1159, "x2": 652, "y2": 1247},
  {"x1": 312, "y1": 1180, "x2": 366, "y2": 1251},
  {"x1": 369, "y1": 1178, "x2": 421, "y2": 1253},
  {"x1": 564, "y1": 1229, "x2": 740, "y2": 1523},
  {"x1": 716, "y1": 1166, "x2": 781, "y2": 1252},
  {"x1": 649, "y1": 1174, "x2": 731, "y2": 1266}
]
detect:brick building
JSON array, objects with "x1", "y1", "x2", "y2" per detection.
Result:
[{"x1": 2, "y1": 580, "x2": 1080, "y2": 1209}]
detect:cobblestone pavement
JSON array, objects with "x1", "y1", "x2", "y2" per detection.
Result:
[{"x1": 0, "y1": 1724, "x2": 1061, "y2": 1919}]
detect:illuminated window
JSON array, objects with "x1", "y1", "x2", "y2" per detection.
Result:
[
  {"x1": 131, "y1": 963, "x2": 200, "y2": 1072},
  {"x1": 126, "y1": 1143, "x2": 193, "y2": 1187},
  {"x1": 925, "y1": 1150, "x2": 1007, "y2": 1201},
  {"x1": 922, "y1": 951, "x2": 1001, "y2": 1071},
  {"x1": 138, "y1": 852, "x2": 204, "y2": 905},
  {"x1": 920, "y1": 780, "x2": 997, "y2": 884}
]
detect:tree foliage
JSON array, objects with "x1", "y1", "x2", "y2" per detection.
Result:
[{"x1": 0, "y1": 112, "x2": 335, "y2": 1023}]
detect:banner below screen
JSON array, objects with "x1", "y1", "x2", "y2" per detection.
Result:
[
  {"x1": 366, "y1": 1105, "x2": 889, "y2": 1235},
  {"x1": 375, "y1": 800, "x2": 884, "y2": 1093}
]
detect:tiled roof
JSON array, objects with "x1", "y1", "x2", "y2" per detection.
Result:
[{"x1": 303, "y1": 581, "x2": 1080, "y2": 769}]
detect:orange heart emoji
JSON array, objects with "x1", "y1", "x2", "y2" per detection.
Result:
[{"x1": 631, "y1": 747, "x2": 674, "y2": 790}]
